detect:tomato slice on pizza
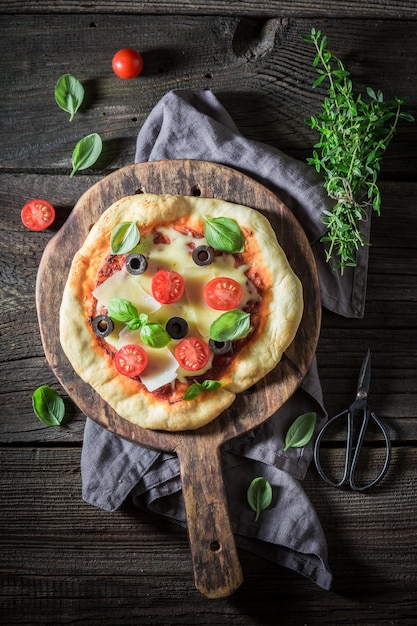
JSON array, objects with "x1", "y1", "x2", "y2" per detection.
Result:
[{"x1": 60, "y1": 193, "x2": 303, "y2": 431}]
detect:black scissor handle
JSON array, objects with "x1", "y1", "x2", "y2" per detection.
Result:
[
  {"x1": 314, "y1": 409, "x2": 391, "y2": 492},
  {"x1": 349, "y1": 411, "x2": 391, "y2": 492}
]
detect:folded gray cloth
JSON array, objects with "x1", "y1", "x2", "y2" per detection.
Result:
[{"x1": 81, "y1": 89, "x2": 370, "y2": 592}]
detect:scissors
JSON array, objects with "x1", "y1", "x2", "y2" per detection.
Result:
[{"x1": 314, "y1": 349, "x2": 391, "y2": 492}]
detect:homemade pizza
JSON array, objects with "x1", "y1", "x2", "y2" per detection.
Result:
[{"x1": 60, "y1": 193, "x2": 303, "y2": 431}]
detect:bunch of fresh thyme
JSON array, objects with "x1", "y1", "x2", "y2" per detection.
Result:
[{"x1": 302, "y1": 28, "x2": 414, "y2": 272}]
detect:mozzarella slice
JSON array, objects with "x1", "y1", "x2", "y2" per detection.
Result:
[
  {"x1": 114, "y1": 328, "x2": 179, "y2": 392},
  {"x1": 92, "y1": 266, "x2": 160, "y2": 315}
]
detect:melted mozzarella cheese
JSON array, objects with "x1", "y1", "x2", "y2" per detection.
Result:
[
  {"x1": 94, "y1": 226, "x2": 260, "y2": 391},
  {"x1": 92, "y1": 266, "x2": 160, "y2": 315},
  {"x1": 112, "y1": 328, "x2": 179, "y2": 392}
]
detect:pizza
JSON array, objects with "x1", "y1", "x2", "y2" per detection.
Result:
[{"x1": 59, "y1": 193, "x2": 303, "y2": 431}]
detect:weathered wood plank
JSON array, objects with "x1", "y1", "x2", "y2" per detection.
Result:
[
  {"x1": 0, "y1": 446, "x2": 416, "y2": 624},
  {"x1": 0, "y1": 16, "x2": 416, "y2": 175},
  {"x1": 1, "y1": 0, "x2": 417, "y2": 19},
  {"x1": 1, "y1": 174, "x2": 416, "y2": 442}
]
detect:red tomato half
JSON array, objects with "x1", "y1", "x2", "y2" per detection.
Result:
[
  {"x1": 204, "y1": 277, "x2": 243, "y2": 310},
  {"x1": 152, "y1": 269, "x2": 185, "y2": 304},
  {"x1": 21, "y1": 199, "x2": 55, "y2": 231},
  {"x1": 175, "y1": 337, "x2": 210, "y2": 372},
  {"x1": 112, "y1": 48, "x2": 144, "y2": 79},
  {"x1": 114, "y1": 344, "x2": 148, "y2": 378}
]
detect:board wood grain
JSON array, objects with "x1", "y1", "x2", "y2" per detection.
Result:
[{"x1": 36, "y1": 159, "x2": 320, "y2": 597}]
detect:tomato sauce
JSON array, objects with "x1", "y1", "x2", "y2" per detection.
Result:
[{"x1": 88, "y1": 226, "x2": 266, "y2": 403}]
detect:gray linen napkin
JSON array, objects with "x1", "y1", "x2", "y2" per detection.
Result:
[{"x1": 81, "y1": 90, "x2": 371, "y2": 592}]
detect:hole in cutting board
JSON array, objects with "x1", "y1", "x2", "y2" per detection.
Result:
[{"x1": 210, "y1": 541, "x2": 221, "y2": 552}]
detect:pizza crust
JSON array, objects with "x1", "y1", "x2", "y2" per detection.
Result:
[{"x1": 60, "y1": 193, "x2": 303, "y2": 431}]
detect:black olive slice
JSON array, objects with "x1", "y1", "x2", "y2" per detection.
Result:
[
  {"x1": 166, "y1": 316, "x2": 188, "y2": 340},
  {"x1": 209, "y1": 339, "x2": 232, "y2": 355},
  {"x1": 92, "y1": 314, "x2": 114, "y2": 338},
  {"x1": 192, "y1": 245, "x2": 215, "y2": 266},
  {"x1": 126, "y1": 253, "x2": 148, "y2": 275}
]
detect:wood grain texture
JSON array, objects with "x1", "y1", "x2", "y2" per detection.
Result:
[
  {"x1": 35, "y1": 159, "x2": 320, "y2": 597},
  {"x1": 1, "y1": 446, "x2": 416, "y2": 624},
  {"x1": 0, "y1": 16, "x2": 416, "y2": 176},
  {"x1": 2, "y1": 1, "x2": 417, "y2": 18},
  {"x1": 1, "y1": 5, "x2": 417, "y2": 622}
]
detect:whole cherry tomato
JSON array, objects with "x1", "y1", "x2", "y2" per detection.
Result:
[
  {"x1": 21, "y1": 199, "x2": 55, "y2": 231},
  {"x1": 112, "y1": 48, "x2": 144, "y2": 79}
]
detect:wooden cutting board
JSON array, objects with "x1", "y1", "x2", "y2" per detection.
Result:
[{"x1": 36, "y1": 160, "x2": 321, "y2": 598}]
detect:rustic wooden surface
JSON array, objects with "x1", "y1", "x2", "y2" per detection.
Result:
[
  {"x1": 1, "y1": 2, "x2": 417, "y2": 624},
  {"x1": 36, "y1": 158, "x2": 320, "y2": 599}
]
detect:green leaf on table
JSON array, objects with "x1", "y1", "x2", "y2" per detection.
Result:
[
  {"x1": 32, "y1": 385, "x2": 65, "y2": 426},
  {"x1": 70, "y1": 133, "x2": 102, "y2": 177},
  {"x1": 284, "y1": 412, "x2": 317, "y2": 451},
  {"x1": 247, "y1": 477, "x2": 273, "y2": 522},
  {"x1": 54, "y1": 73, "x2": 84, "y2": 121}
]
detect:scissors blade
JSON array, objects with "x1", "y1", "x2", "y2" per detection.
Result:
[{"x1": 356, "y1": 348, "x2": 371, "y2": 395}]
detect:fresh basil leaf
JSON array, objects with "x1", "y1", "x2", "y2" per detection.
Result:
[
  {"x1": 140, "y1": 323, "x2": 171, "y2": 348},
  {"x1": 110, "y1": 221, "x2": 140, "y2": 255},
  {"x1": 54, "y1": 73, "x2": 84, "y2": 122},
  {"x1": 201, "y1": 380, "x2": 224, "y2": 391},
  {"x1": 126, "y1": 318, "x2": 142, "y2": 331},
  {"x1": 210, "y1": 309, "x2": 250, "y2": 342},
  {"x1": 183, "y1": 379, "x2": 224, "y2": 401},
  {"x1": 284, "y1": 412, "x2": 317, "y2": 451},
  {"x1": 183, "y1": 382, "x2": 204, "y2": 401},
  {"x1": 70, "y1": 133, "x2": 103, "y2": 178},
  {"x1": 204, "y1": 217, "x2": 244, "y2": 253},
  {"x1": 108, "y1": 298, "x2": 139, "y2": 323},
  {"x1": 247, "y1": 477, "x2": 273, "y2": 522},
  {"x1": 32, "y1": 385, "x2": 65, "y2": 426}
]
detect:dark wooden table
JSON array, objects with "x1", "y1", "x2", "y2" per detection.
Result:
[{"x1": 1, "y1": 2, "x2": 417, "y2": 624}]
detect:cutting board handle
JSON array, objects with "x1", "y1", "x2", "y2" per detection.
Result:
[{"x1": 177, "y1": 438, "x2": 243, "y2": 599}]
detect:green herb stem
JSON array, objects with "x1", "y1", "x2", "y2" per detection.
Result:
[{"x1": 303, "y1": 28, "x2": 414, "y2": 271}]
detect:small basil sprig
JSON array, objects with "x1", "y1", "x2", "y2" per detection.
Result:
[
  {"x1": 32, "y1": 385, "x2": 66, "y2": 426},
  {"x1": 247, "y1": 477, "x2": 273, "y2": 522},
  {"x1": 284, "y1": 412, "x2": 317, "y2": 451},
  {"x1": 183, "y1": 379, "x2": 225, "y2": 401},
  {"x1": 204, "y1": 216, "x2": 244, "y2": 253},
  {"x1": 54, "y1": 73, "x2": 84, "y2": 122},
  {"x1": 210, "y1": 309, "x2": 250, "y2": 342},
  {"x1": 110, "y1": 221, "x2": 140, "y2": 254},
  {"x1": 108, "y1": 298, "x2": 170, "y2": 348},
  {"x1": 70, "y1": 132, "x2": 103, "y2": 178}
]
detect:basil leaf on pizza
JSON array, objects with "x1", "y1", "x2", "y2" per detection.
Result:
[
  {"x1": 210, "y1": 309, "x2": 251, "y2": 342},
  {"x1": 140, "y1": 323, "x2": 171, "y2": 348},
  {"x1": 108, "y1": 300, "x2": 170, "y2": 347},
  {"x1": 110, "y1": 221, "x2": 140, "y2": 254},
  {"x1": 204, "y1": 216, "x2": 244, "y2": 253},
  {"x1": 108, "y1": 298, "x2": 139, "y2": 323},
  {"x1": 60, "y1": 193, "x2": 303, "y2": 432},
  {"x1": 184, "y1": 379, "x2": 225, "y2": 401}
]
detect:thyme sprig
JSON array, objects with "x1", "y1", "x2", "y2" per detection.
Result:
[{"x1": 303, "y1": 28, "x2": 414, "y2": 272}]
